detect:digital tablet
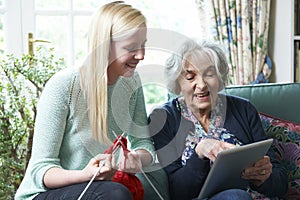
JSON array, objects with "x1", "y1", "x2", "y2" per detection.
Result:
[{"x1": 198, "y1": 138, "x2": 273, "y2": 199}]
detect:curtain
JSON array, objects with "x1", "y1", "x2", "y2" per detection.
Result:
[{"x1": 196, "y1": 0, "x2": 272, "y2": 85}]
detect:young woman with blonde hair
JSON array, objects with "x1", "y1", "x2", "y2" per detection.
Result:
[{"x1": 15, "y1": 1, "x2": 167, "y2": 199}]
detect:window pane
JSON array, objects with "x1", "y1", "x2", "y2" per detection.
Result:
[
  {"x1": 73, "y1": 0, "x2": 100, "y2": 10},
  {"x1": 35, "y1": 0, "x2": 68, "y2": 9},
  {"x1": 128, "y1": 0, "x2": 201, "y2": 39},
  {"x1": 137, "y1": 49, "x2": 170, "y2": 114},
  {"x1": 0, "y1": 0, "x2": 3, "y2": 54},
  {"x1": 36, "y1": 16, "x2": 68, "y2": 62},
  {"x1": 0, "y1": 15, "x2": 3, "y2": 54},
  {"x1": 144, "y1": 84, "x2": 168, "y2": 115},
  {"x1": 126, "y1": 0, "x2": 202, "y2": 108},
  {"x1": 74, "y1": 16, "x2": 91, "y2": 63}
]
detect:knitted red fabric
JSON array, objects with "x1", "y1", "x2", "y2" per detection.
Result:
[{"x1": 104, "y1": 136, "x2": 144, "y2": 200}]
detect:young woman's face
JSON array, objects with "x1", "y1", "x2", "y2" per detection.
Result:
[
  {"x1": 108, "y1": 25, "x2": 147, "y2": 84},
  {"x1": 177, "y1": 51, "x2": 220, "y2": 114}
]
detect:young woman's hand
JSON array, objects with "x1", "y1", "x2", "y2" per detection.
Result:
[
  {"x1": 195, "y1": 138, "x2": 236, "y2": 162},
  {"x1": 43, "y1": 154, "x2": 116, "y2": 188},
  {"x1": 117, "y1": 151, "x2": 142, "y2": 174},
  {"x1": 242, "y1": 156, "x2": 272, "y2": 186},
  {"x1": 82, "y1": 153, "x2": 116, "y2": 181}
]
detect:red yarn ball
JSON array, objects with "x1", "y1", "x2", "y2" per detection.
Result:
[
  {"x1": 104, "y1": 136, "x2": 144, "y2": 200},
  {"x1": 113, "y1": 170, "x2": 144, "y2": 200}
]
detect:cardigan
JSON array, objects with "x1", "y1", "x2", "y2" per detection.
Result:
[
  {"x1": 15, "y1": 67, "x2": 155, "y2": 200},
  {"x1": 149, "y1": 96, "x2": 288, "y2": 200}
]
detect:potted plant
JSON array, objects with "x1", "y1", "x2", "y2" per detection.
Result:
[{"x1": 0, "y1": 46, "x2": 64, "y2": 199}]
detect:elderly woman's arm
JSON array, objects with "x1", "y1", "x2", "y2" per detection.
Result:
[
  {"x1": 225, "y1": 96, "x2": 288, "y2": 198},
  {"x1": 149, "y1": 100, "x2": 210, "y2": 200}
]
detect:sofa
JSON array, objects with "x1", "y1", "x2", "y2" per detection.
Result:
[
  {"x1": 224, "y1": 82, "x2": 300, "y2": 124},
  {"x1": 143, "y1": 83, "x2": 300, "y2": 200},
  {"x1": 224, "y1": 82, "x2": 300, "y2": 200}
]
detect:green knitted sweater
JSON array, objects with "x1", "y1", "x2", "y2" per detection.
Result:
[{"x1": 15, "y1": 68, "x2": 155, "y2": 200}]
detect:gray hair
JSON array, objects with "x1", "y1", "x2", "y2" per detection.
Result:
[{"x1": 165, "y1": 39, "x2": 229, "y2": 95}]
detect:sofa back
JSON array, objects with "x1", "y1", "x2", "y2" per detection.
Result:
[{"x1": 224, "y1": 83, "x2": 300, "y2": 124}]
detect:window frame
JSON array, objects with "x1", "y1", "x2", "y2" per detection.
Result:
[
  {"x1": 2, "y1": 0, "x2": 93, "y2": 66},
  {"x1": 1, "y1": 0, "x2": 202, "y2": 113}
]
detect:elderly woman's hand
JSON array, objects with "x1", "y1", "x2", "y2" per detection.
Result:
[
  {"x1": 242, "y1": 156, "x2": 272, "y2": 186},
  {"x1": 195, "y1": 138, "x2": 236, "y2": 162}
]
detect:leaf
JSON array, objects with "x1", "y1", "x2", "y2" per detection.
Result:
[{"x1": 0, "y1": 46, "x2": 65, "y2": 199}]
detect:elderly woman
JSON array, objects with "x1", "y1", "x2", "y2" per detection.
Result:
[{"x1": 148, "y1": 39, "x2": 288, "y2": 200}]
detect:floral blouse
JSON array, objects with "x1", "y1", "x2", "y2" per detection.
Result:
[
  {"x1": 176, "y1": 96, "x2": 242, "y2": 166},
  {"x1": 177, "y1": 96, "x2": 274, "y2": 200}
]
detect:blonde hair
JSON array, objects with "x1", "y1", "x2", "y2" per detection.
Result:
[{"x1": 79, "y1": 1, "x2": 146, "y2": 143}]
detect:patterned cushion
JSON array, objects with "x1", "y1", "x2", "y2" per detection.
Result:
[
  {"x1": 259, "y1": 112, "x2": 300, "y2": 199},
  {"x1": 286, "y1": 179, "x2": 300, "y2": 199}
]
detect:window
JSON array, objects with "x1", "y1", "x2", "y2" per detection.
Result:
[
  {"x1": 1, "y1": 0, "x2": 202, "y2": 114},
  {"x1": 127, "y1": 0, "x2": 202, "y2": 39},
  {"x1": 28, "y1": 0, "x2": 98, "y2": 67},
  {"x1": 127, "y1": 0, "x2": 203, "y2": 113},
  {"x1": 0, "y1": 0, "x2": 5, "y2": 54}
]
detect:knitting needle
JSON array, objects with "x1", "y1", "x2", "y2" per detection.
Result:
[
  {"x1": 111, "y1": 131, "x2": 164, "y2": 200},
  {"x1": 77, "y1": 160, "x2": 105, "y2": 200},
  {"x1": 77, "y1": 132, "x2": 125, "y2": 200}
]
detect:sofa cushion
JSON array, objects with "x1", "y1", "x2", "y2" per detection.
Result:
[
  {"x1": 259, "y1": 112, "x2": 300, "y2": 198},
  {"x1": 287, "y1": 179, "x2": 300, "y2": 199},
  {"x1": 224, "y1": 83, "x2": 300, "y2": 124}
]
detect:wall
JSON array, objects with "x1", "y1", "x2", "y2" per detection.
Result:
[{"x1": 268, "y1": 0, "x2": 294, "y2": 83}]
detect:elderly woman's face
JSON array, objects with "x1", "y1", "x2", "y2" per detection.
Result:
[{"x1": 177, "y1": 52, "x2": 220, "y2": 113}]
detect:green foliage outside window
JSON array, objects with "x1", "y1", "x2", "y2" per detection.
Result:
[
  {"x1": 0, "y1": 16, "x2": 3, "y2": 54},
  {"x1": 0, "y1": 47, "x2": 65, "y2": 199},
  {"x1": 143, "y1": 83, "x2": 168, "y2": 114},
  {"x1": 144, "y1": 83, "x2": 166, "y2": 104}
]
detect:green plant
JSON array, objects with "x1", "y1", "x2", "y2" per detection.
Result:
[
  {"x1": 143, "y1": 83, "x2": 168, "y2": 114},
  {"x1": 0, "y1": 46, "x2": 65, "y2": 199},
  {"x1": 143, "y1": 83, "x2": 167, "y2": 105}
]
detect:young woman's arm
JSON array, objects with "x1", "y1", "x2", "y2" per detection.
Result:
[{"x1": 44, "y1": 154, "x2": 115, "y2": 188}]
